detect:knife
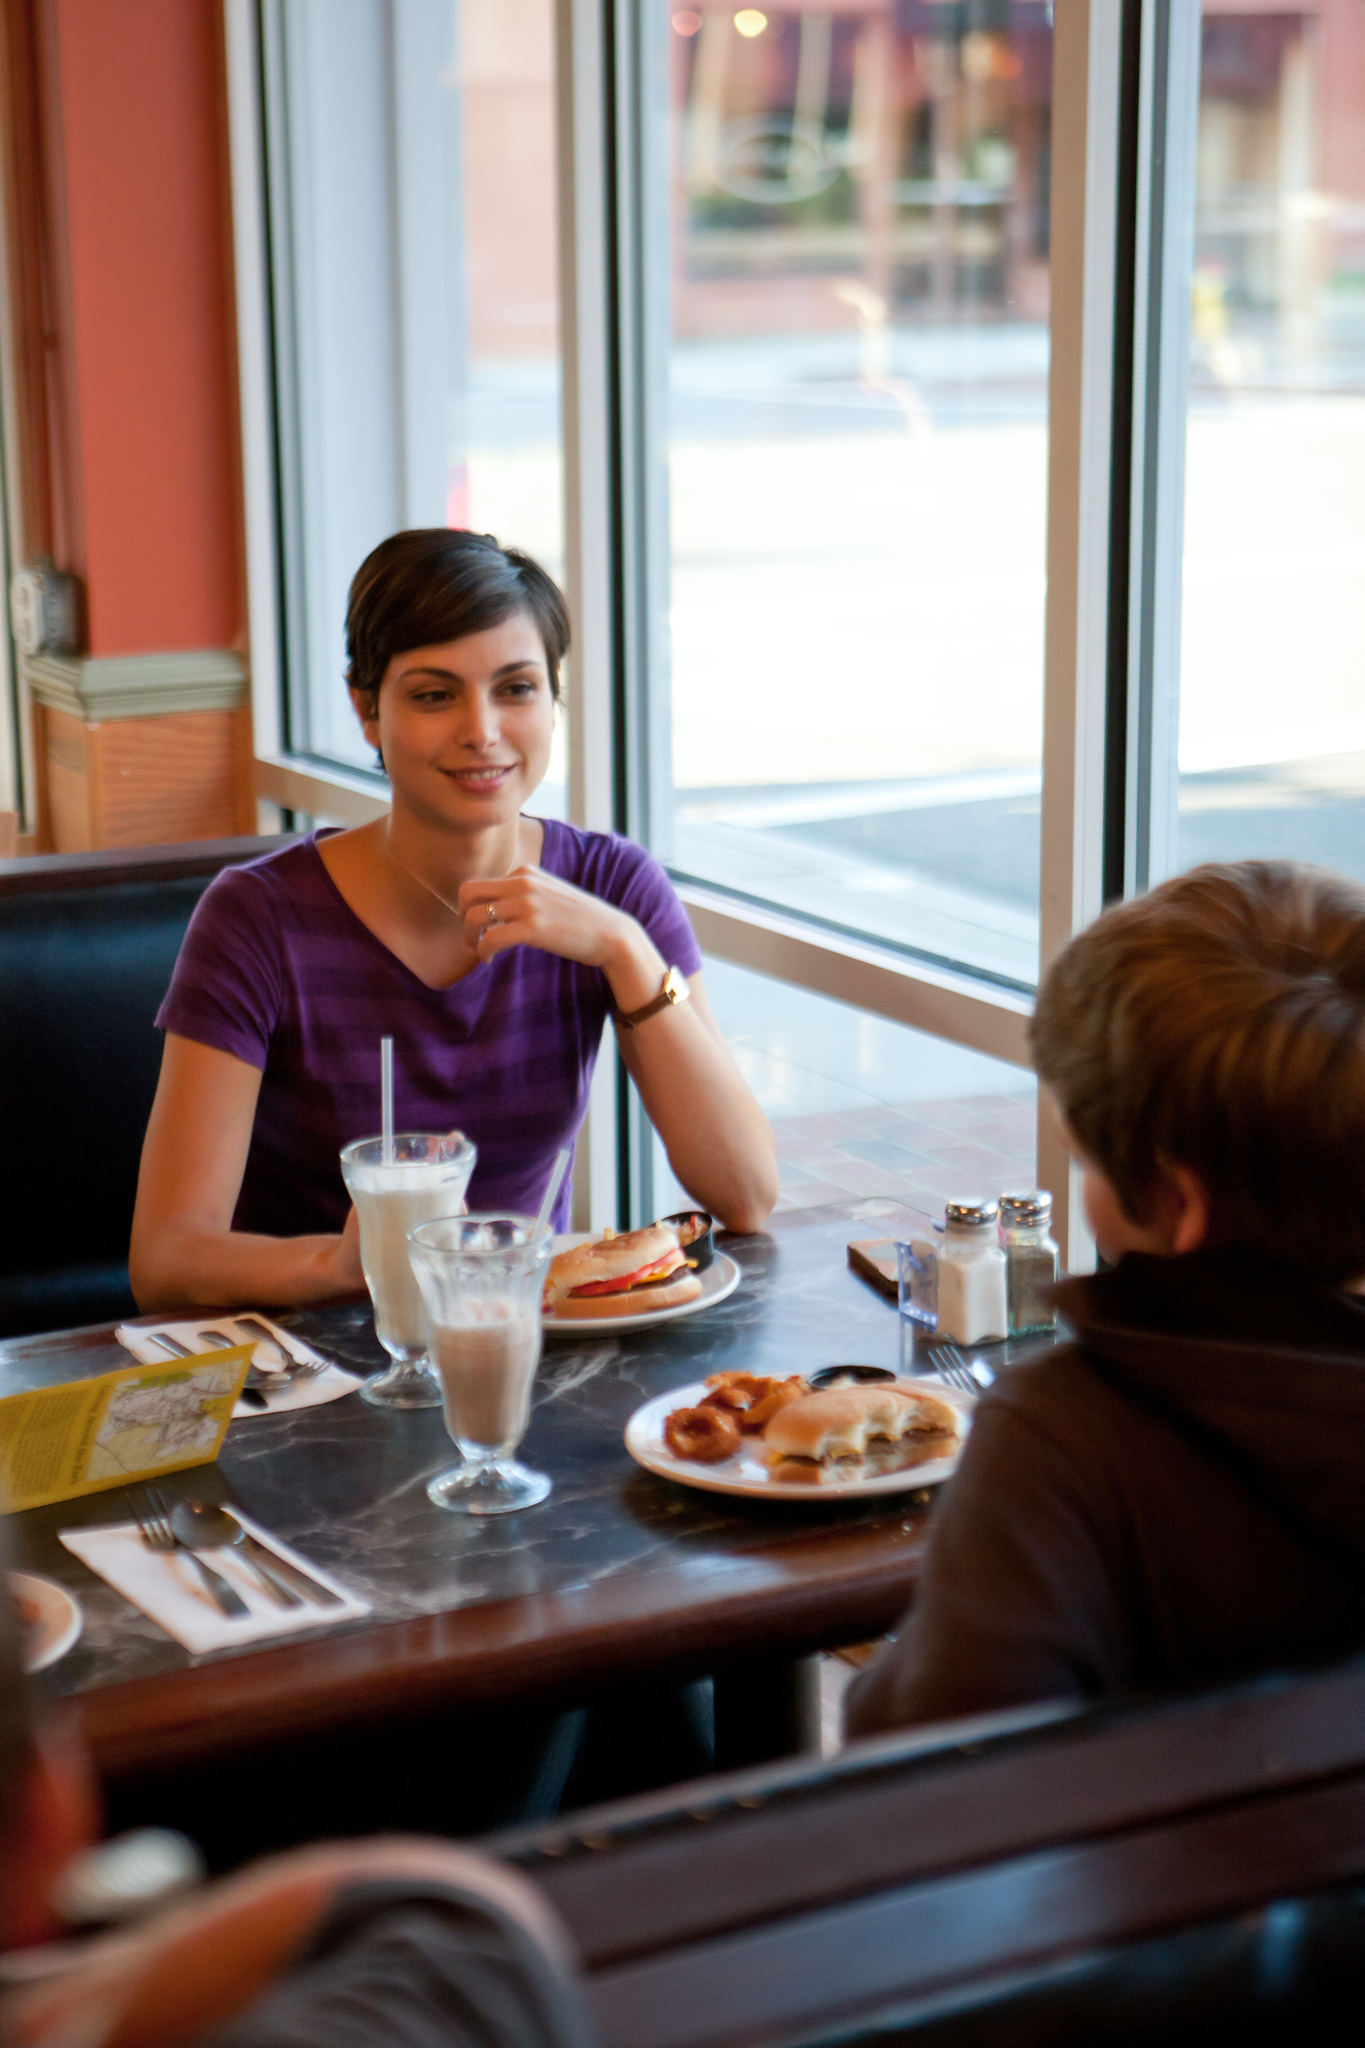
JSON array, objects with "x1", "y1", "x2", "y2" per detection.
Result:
[
  {"x1": 153, "y1": 1331, "x2": 267, "y2": 1408},
  {"x1": 226, "y1": 1517, "x2": 347, "y2": 1607}
]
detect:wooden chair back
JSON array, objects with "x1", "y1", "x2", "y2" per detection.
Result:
[{"x1": 494, "y1": 1657, "x2": 1365, "y2": 2045}]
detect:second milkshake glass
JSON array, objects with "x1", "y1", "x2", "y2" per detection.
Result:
[
  {"x1": 409, "y1": 1214, "x2": 552, "y2": 1514},
  {"x1": 340, "y1": 1132, "x2": 477, "y2": 1408}
]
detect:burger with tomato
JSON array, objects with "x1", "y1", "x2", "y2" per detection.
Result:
[{"x1": 544, "y1": 1223, "x2": 702, "y2": 1319}]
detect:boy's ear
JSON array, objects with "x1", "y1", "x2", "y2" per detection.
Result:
[
  {"x1": 1165, "y1": 1163, "x2": 1210, "y2": 1256},
  {"x1": 0, "y1": 1717, "x2": 100, "y2": 1948}
]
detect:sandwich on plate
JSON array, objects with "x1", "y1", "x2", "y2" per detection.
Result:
[
  {"x1": 764, "y1": 1382, "x2": 960, "y2": 1484},
  {"x1": 544, "y1": 1222, "x2": 702, "y2": 1319}
]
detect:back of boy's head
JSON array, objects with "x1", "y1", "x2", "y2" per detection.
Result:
[{"x1": 1032, "y1": 861, "x2": 1365, "y2": 1281}]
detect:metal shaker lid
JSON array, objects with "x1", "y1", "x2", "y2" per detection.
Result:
[{"x1": 999, "y1": 1190, "x2": 1053, "y2": 1225}]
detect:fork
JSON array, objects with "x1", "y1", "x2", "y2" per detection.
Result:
[
  {"x1": 930, "y1": 1345, "x2": 983, "y2": 1397},
  {"x1": 231, "y1": 1317, "x2": 329, "y2": 1379},
  {"x1": 134, "y1": 1487, "x2": 248, "y2": 1619}
]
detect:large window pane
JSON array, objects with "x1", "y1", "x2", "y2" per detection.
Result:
[
  {"x1": 1176, "y1": 5, "x2": 1365, "y2": 880},
  {"x1": 267, "y1": 0, "x2": 564, "y2": 801},
  {"x1": 658, "y1": 2, "x2": 1053, "y2": 987},
  {"x1": 651, "y1": 956, "x2": 1036, "y2": 1219}
]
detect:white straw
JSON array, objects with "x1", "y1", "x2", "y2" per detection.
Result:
[
  {"x1": 380, "y1": 1037, "x2": 394, "y2": 1164},
  {"x1": 535, "y1": 1148, "x2": 572, "y2": 1238}
]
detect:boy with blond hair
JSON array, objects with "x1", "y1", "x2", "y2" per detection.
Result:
[{"x1": 848, "y1": 861, "x2": 1365, "y2": 1736}]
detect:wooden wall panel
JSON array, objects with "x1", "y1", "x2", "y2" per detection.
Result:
[
  {"x1": 44, "y1": 703, "x2": 91, "y2": 850},
  {"x1": 93, "y1": 709, "x2": 252, "y2": 849},
  {"x1": 39, "y1": 706, "x2": 256, "y2": 853}
]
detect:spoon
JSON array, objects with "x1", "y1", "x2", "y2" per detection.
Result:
[{"x1": 168, "y1": 1502, "x2": 303, "y2": 1609}]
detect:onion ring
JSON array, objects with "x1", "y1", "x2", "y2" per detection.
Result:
[
  {"x1": 663, "y1": 1404, "x2": 741, "y2": 1463},
  {"x1": 699, "y1": 1371, "x2": 772, "y2": 1413},
  {"x1": 741, "y1": 1376, "x2": 810, "y2": 1432}
]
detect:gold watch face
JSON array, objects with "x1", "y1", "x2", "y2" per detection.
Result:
[{"x1": 663, "y1": 965, "x2": 689, "y2": 1004}]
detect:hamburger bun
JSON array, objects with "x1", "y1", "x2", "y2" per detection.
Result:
[
  {"x1": 764, "y1": 1384, "x2": 958, "y2": 1465},
  {"x1": 544, "y1": 1222, "x2": 701, "y2": 1317},
  {"x1": 553, "y1": 1269, "x2": 702, "y2": 1318}
]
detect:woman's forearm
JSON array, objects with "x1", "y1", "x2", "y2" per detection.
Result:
[
  {"x1": 616, "y1": 988, "x2": 779, "y2": 1233},
  {"x1": 131, "y1": 1037, "x2": 366, "y2": 1313},
  {"x1": 129, "y1": 1224, "x2": 353, "y2": 1315},
  {"x1": 647, "y1": 1059, "x2": 778, "y2": 1232}
]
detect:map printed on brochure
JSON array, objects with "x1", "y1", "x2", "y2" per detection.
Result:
[{"x1": 0, "y1": 1349, "x2": 251, "y2": 1513}]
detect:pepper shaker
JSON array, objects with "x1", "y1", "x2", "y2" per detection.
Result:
[{"x1": 1000, "y1": 1190, "x2": 1059, "y2": 1337}]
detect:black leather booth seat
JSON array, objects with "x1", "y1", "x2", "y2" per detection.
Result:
[{"x1": 0, "y1": 835, "x2": 297, "y2": 1338}]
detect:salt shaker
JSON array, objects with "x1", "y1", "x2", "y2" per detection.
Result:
[
  {"x1": 935, "y1": 1199, "x2": 1008, "y2": 1346},
  {"x1": 1000, "y1": 1190, "x2": 1059, "y2": 1337}
]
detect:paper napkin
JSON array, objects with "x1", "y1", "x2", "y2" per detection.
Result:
[
  {"x1": 115, "y1": 1318, "x2": 361, "y2": 1419},
  {"x1": 60, "y1": 1512, "x2": 370, "y2": 1654}
]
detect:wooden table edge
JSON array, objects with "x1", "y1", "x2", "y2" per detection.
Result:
[{"x1": 77, "y1": 1537, "x2": 925, "y2": 1777}]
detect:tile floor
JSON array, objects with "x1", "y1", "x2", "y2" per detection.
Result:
[{"x1": 771, "y1": 1092, "x2": 1037, "y2": 1220}]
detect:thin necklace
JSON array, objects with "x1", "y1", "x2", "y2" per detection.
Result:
[{"x1": 382, "y1": 824, "x2": 465, "y2": 921}]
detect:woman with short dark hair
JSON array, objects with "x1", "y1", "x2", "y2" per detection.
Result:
[{"x1": 130, "y1": 529, "x2": 777, "y2": 1313}]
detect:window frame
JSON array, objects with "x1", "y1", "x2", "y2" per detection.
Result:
[{"x1": 224, "y1": 0, "x2": 1148, "y2": 1261}]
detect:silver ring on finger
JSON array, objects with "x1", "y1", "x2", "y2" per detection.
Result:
[{"x1": 485, "y1": 903, "x2": 499, "y2": 929}]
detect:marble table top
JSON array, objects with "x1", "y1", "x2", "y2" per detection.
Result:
[{"x1": 1, "y1": 1200, "x2": 1057, "y2": 1772}]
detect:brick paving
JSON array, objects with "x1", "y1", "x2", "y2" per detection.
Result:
[{"x1": 771, "y1": 1091, "x2": 1037, "y2": 1221}]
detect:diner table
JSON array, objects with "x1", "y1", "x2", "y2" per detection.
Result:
[{"x1": 3, "y1": 1200, "x2": 1056, "y2": 1852}]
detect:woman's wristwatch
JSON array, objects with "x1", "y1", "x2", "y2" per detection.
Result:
[{"x1": 616, "y1": 965, "x2": 690, "y2": 1031}]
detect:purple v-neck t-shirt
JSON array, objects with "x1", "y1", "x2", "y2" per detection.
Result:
[{"x1": 155, "y1": 822, "x2": 701, "y2": 1237}]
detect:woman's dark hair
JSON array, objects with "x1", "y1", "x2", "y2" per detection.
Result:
[{"x1": 345, "y1": 529, "x2": 570, "y2": 705}]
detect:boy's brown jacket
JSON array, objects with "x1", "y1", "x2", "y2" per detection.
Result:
[{"x1": 846, "y1": 1248, "x2": 1365, "y2": 1737}]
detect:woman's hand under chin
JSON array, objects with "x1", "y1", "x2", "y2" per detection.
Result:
[
  {"x1": 457, "y1": 864, "x2": 661, "y2": 1007},
  {"x1": 456, "y1": 865, "x2": 778, "y2": 1234}
]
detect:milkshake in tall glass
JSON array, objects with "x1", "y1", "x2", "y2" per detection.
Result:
[
  {"x1": 409, "y1": 1214, "x2": 552, "y2": 1514},
  {"x1": 340, "y1": 1132, "x2": 476, "y2": 1408}
]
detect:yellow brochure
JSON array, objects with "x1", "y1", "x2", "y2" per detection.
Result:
[{"x1": 0, "y1": 1348, "x2": 251, "y2": 1513}]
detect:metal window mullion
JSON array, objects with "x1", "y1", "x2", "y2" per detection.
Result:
[
  {"x1": 385, "y1": 0, "x2": 448, "y2": 531},
  {"x1": 1039, "y1": 0, "x2": 1127, "y2": 1273},
  {"x1": 557, "y1": 0, "x2": 625, "y2": 1230},
  {"x1": 1126, "y1": 0, "x2": 1200, "y2": 896},
  {"x1": 255, "y1": 0, "x2": 309, "y2": 763},
  {"x1": 610, "y1": 0, "x2": 677, "y2": 1227},
  {"x1": 224, "y1": 0, "x2": 286, "y2": 782}
]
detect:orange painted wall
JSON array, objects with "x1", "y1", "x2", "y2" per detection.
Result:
[{"x1": 50, "y1": 0, "x2": 242, "y2": 657}]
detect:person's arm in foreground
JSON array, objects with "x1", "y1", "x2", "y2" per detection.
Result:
[
  {"x1": 129, "y1": 1035, "x2": 364, "y2": 1313},
  {"x1": 6, "y1": 1838, "x2": 591, "y2": 2048},
  {"x1": 463, "y1": 865, "x2": 778, "y2": 1232},
  {"x1": 845, "y1": 1395, "x2": 1123, "y2": 1737}
]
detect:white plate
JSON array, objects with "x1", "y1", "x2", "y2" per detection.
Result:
[
  {"x1": 9, "y1": 1572, "x2": 83, "y2": 1673},
  {"x1": 543, "y1": 1243, "x2": 740, "y2": 1338},
  {"x1": 624, "y1": 1377, "x2": 974, "y2": 1501}
]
